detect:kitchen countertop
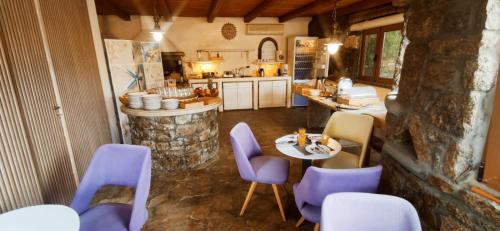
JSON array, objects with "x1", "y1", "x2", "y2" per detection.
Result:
[{"x1": 188, "y1": 76, "x2": 291, "y2": 83}]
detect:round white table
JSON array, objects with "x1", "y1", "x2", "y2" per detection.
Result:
[
  {"x1": 275, "y1": 133, "x2": 342, "y2": 176},
  {"x1": 0, "y1": 205, "x2": 79, "y2": 231}
]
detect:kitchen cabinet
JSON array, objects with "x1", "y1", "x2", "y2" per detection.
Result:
[
  {"x1": 223, "y1": 82, "x2": 253, "y2": 110},
  {"x1": 258, "y1": 80, "x2": 287, "y2": 108}
]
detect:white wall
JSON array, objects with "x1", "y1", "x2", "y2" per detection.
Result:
[{"x1": 99, "y1": 16, "x2": 311, "y2": 75}]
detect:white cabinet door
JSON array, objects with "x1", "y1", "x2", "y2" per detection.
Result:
[
  {"x1": 223, "y1": 82, "x2": 238, "y2": 110},
  {"x1": 259, "y1": 81, "x2": 273, "y2": 108},
  {"x1": 237, "y1": 82, "x2": 253, "y2": 109},
  {"x1": 272, "y1": 80, "x2": 287, "y2": 107}
]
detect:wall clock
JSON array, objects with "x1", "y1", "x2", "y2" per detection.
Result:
[{"x1": 221, "y1": 23, "x2": 237, "y2": 40}]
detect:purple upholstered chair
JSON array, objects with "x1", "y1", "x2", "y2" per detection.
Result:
[
  {"x1": 294, "y1": 165, "x2": 382, "y2": 230},
  {"x1": 230, "y1": 122, "x2": 290, "y2": 222},
  {"x1": 321, "y1": 193, "x2": 421, "y2": 231},
  {"x1": 71, "y1": 144, "x2": 151, "y2": 231}
]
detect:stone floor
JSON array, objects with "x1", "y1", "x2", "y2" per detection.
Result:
[{"x1": 94, "y1": 108, "x2": 321, "y2": 230}]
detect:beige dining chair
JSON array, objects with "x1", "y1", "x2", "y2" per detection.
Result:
[{"x1": 315, "y1": 112, "x2": 374, "y2": 169}]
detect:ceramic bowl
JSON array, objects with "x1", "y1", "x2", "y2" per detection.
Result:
[{"x1": 162, "y1": 99, "x2": 179, "y2": 110}]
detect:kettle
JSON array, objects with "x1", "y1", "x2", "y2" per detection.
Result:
[{"x1": 337, "y1": 77, "x2": 353, "y2": 96}]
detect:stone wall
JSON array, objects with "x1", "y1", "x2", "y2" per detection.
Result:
[
  {"x1": 128, "y1": 110, "x2": 219, "y2": 172},
  {"x1": 384, "y1": 0, "x2": 500, "y2": 230}
]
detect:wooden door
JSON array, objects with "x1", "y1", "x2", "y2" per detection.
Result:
[
  {"x1": 237, "y1": 82, "x2": 253, "y2": 109},
  {"x1": 38, "y1": 0, "x2": 111, "y2": 178},
  {"x1": 223, "y1": 82, "x2": 238, "y2": 110},
  {"x1": 259, "y1": 81, "x2": 273, "y2": 108},
  {"x1": 272, "y1": 80, "x2": 287, "y2": 107},
  {"x1": 0, "y1": 0, "x2": 78, "y2": 204}
]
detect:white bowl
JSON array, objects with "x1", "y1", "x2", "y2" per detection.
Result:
[
  {"x1": 162, "y1": 99, "x2": 179, "y2": 110},
  {"x1": 128, "y1": 92, "x2": 147, "y2": 99}
]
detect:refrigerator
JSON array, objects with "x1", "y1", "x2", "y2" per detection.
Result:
[{"x1": 287, "y1": 36, "x2": 329, "y2": 106}]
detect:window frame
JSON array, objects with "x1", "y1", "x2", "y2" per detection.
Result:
[{"x1": 358, "y1": 23, "x2": 404, "y2": 87}]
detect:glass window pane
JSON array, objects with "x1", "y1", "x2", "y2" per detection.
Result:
[
  {"x1": 380, "y1": 30, "x2": 403, "y2": 78},
  {"x1": 362, "y1": 34, "x2": 377, "y2": 76}
]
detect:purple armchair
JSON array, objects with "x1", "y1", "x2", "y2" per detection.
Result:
[
  {"x1": 321, "y1": 193, "x2": 421, "y2": 231},
  {"x1": 294, "y1": 165, "x2": 382, "y2": 230},
  {"x1": 230, "y1": 122, "x2": 290, "y2": 222},
  {"x1": 71, "y1": 144, "x2": 151, "y2": 231}
]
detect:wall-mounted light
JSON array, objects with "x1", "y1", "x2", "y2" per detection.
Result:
[
  {"x1": 325, "y1": 3, "x2": 343, "y2": 54},
  {"x1": 150, "y1": 0, "x2": 163, "y2": 42}
]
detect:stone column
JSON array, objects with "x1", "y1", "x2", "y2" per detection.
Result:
[{"x1": 382, "y1": 0, "x2": 500, "y2": 229}]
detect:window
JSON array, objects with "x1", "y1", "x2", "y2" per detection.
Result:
[{"x1": 359, "y1": 23, "x2": 403, "y2": 86}]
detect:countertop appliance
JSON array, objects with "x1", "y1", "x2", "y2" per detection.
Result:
[
  {"x1": 337, "y1": 77, "x2": 353, "y2": 96},
  {"x1": 161, "y1": 52, "x2": 185, "y2": 82}
]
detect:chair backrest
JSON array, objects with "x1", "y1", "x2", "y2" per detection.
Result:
[
  {"x1": 229, "y1": 122, "x2": 261, "y2": 181},
  {"x1": 322, "y1": 112, "x2": 374, "y2": 167},
  {"x1": 70, "y1": 144, "x2": 151, "y2": 231},
  {"x1": 294, "y1": 165, "x2": 382, "y2": 208},
  {"x1": 321, "y1": 193, "x2": 421, "y2": 231}
]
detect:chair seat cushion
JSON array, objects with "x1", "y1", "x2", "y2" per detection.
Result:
[
  {"x1": 317, "y1": 151, "x2": 359, "y2": 169},
  {"x1": 249, "y1": 155, "x2": 290, "y2": 184},
  {"x1": 80, "y1": 203, "x2": 132, "y2": 231}
]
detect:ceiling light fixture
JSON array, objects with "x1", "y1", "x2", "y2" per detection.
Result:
[
  {"x1": 326, "y1": 2, "x2": 343, "y2": 54},
  {"x1": 150, "y1": 0, "x2": 163, "y2": 42}
]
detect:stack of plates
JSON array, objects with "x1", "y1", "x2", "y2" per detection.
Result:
[
  {"x1": 128, "y1": 92, "x2": 147, "y2": 109},
  {"x1": 142, "y1": 94, "x2": 161, "y2": 110}
]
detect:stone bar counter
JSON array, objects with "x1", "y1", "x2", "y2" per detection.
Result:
[{"x1": 121, "y1": 99, "x2": 221, "y2": 173}]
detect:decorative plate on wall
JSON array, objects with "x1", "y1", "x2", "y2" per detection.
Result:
[{"x1": 221, "y1": 23, "x2": 237, "y2": 40}]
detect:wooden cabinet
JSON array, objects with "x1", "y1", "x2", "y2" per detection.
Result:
[
  {"x1": 258, "y1": 80, "x2": 287, "y2": 108},
  {"x1": 223, "y1": 82, "x2": 253, "y2": 110}
]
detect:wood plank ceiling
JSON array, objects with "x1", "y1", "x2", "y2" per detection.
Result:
[{"x1": 95, "y1": 0, "x2": 394, "y2": 22}]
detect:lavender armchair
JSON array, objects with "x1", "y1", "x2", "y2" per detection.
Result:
[
  {"x1": 230, "y1": 122, "x2": 290, "y2": 221},
  {"x1": 71, "y1": 144, "x2": 151, "y2": 231},
  {"x1": 321, "y1": 193, "x2": 421, "y2": 231},
  {"x1": 293, "y1": 165, "x2": 382, "y2": 230}
]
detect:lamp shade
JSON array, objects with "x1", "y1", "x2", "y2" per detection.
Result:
[{"x1": 326, "y1": 37, "x2": 343, "y2": 54}]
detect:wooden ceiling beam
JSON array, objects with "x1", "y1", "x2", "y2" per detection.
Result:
[
  {"x1": 244, "y1": 0, "x2": 276, "y2": 23},
  {"x1": 106, "y1": 0, "x2": 131, "y2": 21},
  {"x1": 279, "y1": 0, "x2": 334, "y2": 23},
  {"x1": 336, "y1": 0, "x2": 394, "y2": 16},
  {"x1": 159, "y1": 0, "x2": 172, "y2": 21},
  {"x1": 207, "y1": 0, "x2": 224, "y2": 23}
]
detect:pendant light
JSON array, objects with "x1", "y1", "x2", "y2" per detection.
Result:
[
  {"x1": 326, "y1": 2, "x2": 343, "y2": 54},
  {"x1": 150, "y1": 0, "x2": 163, "y2": 42}
]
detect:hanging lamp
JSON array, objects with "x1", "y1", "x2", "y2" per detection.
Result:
[
  {"x1": 150, "y1": 0, "x2": 163, "y2": 42},
  {"x1": 326, "y1": 2, "x2": 343, "y2": 54}
]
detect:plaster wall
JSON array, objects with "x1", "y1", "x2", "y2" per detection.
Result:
[{"x1": 98, "y1": 16, "x2": 311, "y2": 75}]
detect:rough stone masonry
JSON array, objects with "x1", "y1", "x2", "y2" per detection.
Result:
[
  {"x1": 383, "y1": 0, "x2": 500, "y2": 230},
  {"x1": 128, "y1": 110, "x2": 219, "y2": 172}
]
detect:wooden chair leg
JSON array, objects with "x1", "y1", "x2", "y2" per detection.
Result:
[
  {"x1": 239, "y1": 182, "x2": 257, "y2": 216},
  {"x1": 272, "y1": 184, "x2": 286, "y2": 222},
  {"x1": 296, "y1": 216, "x2": 305, "y2": 227},
  {"x1": 314, "y1": 223, "x2": 320, "y2": 231}
]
